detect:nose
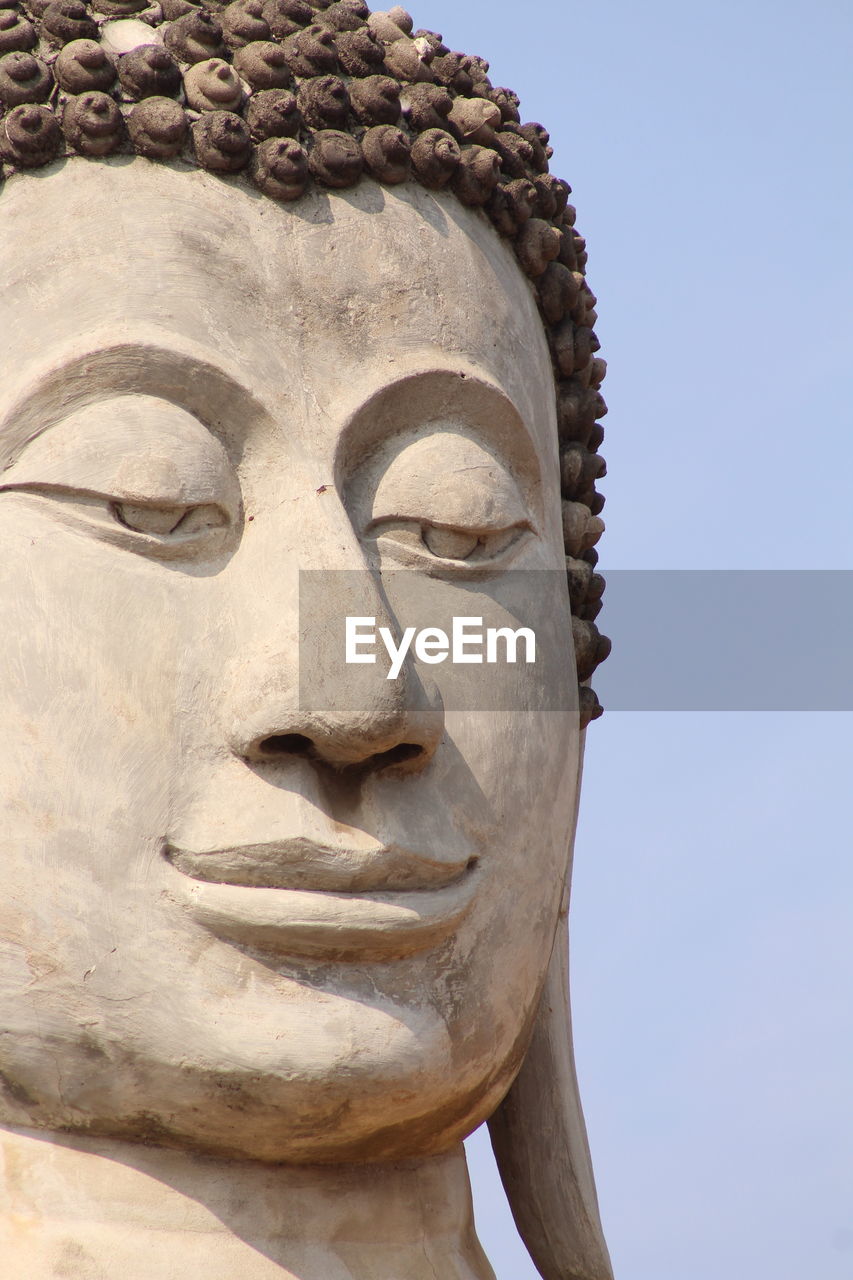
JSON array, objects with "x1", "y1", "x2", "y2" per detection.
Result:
[
  {"x1": 236, "y1": 671, "x2": 445, "y2": 774},
  {"x1": 236, "y1": 696, "x2": 440, "y2": 773},
  {"x1": 222, "y1": 501, "x2": 446, "y2": 776}
]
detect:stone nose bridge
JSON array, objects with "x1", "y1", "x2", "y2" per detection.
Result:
[{"x1": 219, "y1": 488, "x2": 446, "y2": 775}]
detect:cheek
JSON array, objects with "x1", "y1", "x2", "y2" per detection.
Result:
[
  {"x1": 0, "y1": 513, "x2": 181, "y2": 891},
  {"x1": 428, "y1": 705, "x2": 577, "y2": 1061},
  {"x1": 448, "y1": 705, "x2": 575, "y2": 830},
  {"x1": 429, "y1": 585, "x2": 578, "y2": 895}
]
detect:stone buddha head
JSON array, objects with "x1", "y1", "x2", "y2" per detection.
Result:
[{"x1": 0, "y1": 3, "x2": 612, "y2": 1277}]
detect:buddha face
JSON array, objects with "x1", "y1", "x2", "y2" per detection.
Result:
[{"x1": 0, "y1": 161, "x2": 578, "y2": 1162}]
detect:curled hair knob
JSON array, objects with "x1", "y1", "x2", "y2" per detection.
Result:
[
  {"x1": 401, "y1": 80, "x2": 450, "y2": 132},
  {"x1": 308, "y1": 127, "x2": 362, "y2": 187},
  {"x1": 578, "y1": 685, "x2": 604, "y2": 730},
  {"x1": 538, "y1": 260, "x2": 583, "y2": 325},
  {"x1": 118, "y1": 45, "x2": 182, "y2": 100},
  {"x1": 281, "y1": 23, "x2": 337, "y2": 75},
  {"x1": 348, "y1": 72, "x2": 400, "y2": 125},
  {"x1": 164, "y1": 10, "x2": 226, "y2": 65},
  {"x1": 0, "y1": 8, "x2": 36, "y2": 53},
  {"x1": 334, "y1": 25, "x2": 383, "y2": 76},
  {"x1": 184, "y1": 58, "x2": 244, "y2": 112},
  {"x1": 253, "y1": 134, "x2": 308, "y2": 200},
  {"x1": 361, "y1": 123, "x2": 410, "y2": 183},
  {"x1": 55, "y1": 38, "x2": 117, "y2": 94},
  {"x1": 42, "y1": 1, "x2": 98, "y2": 44},
  {"x1": 62, "y1": 90, "x2": 125, "y2": 156},
  {"x1": 0, "y1": 51, "x2": 53, "y2": 105},
  {"x1": 317, "y1": 0, "x2": 365, "y2": 32},
  {"x1": 192, "y1": 108, "x2": 252, "y2": 171},
  {"x1": 409, "y1": 125, "x2": 459, "y2": 187},
  {"x1": 297, "y1": 73, "x2": 349, "y2": 128},
  {"x1": 263, "y1": 0, "x2": 312, "y2": 39},
  {"x1": 127, "y1": 94, "x2": 188, "y2": 157},
  {"x1": 1, "y1": 102, "x2": 62, "y2": 165},
  {"x1": 245, "y1": 86, "x2": 300, "y2": 139},
  {"x1": 221, "y1": 0, "x2": 271, "y2": 48},
  {"x1": 485, "y1": 177, "x2": 537, "y2": 236},
  {"x1": 450, "y1": 143, "x2": 500, "y2": 206},
  {"x1": 233, "y1": 39, "x2": 293, "y2": 89},
  {"x1": 572, "y1": 617, "x2": 611, "y2": 684}
]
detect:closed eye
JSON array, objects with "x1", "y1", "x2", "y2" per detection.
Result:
[
  {"x1": 0, "y1": 394, "x2": 241, "y2": 556},
  {"x1": 0, "y1": 483, "x2": 235, "y2": 558},
  {"x1": 113, "y1": 500, "x2": 228, "y2": 537},
  {"x1": 354, "y1": 427, "x2": 537, "y2": 572},
  {"x1": 368, "y1": 518, "x2": 531, "y2": 567}
]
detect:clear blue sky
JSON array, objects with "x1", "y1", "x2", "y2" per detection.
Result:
[{"x1": 414, "y1": 2, "x2": 853, "y2": 1276}]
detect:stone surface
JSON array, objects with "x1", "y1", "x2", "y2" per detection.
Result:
[
  {"x1": 0, "y1": 160, "x2": 573, "y2": 1153},
  {"x1": 0, "y1": 11, "x2": 613, "y2": 1272},
  {"x1": 0, "y1": 3, "x2": 609, "y2": 705},
  {"x1": 0, "y1": 1129, "x2": 493, "y2": 1279}
]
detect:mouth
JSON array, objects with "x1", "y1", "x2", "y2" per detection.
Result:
[{"x1": 163, "y1": 837, "x2": 479, "y2": 961}]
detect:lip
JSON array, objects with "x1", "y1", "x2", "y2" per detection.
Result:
[{"x1": 163, "y1": 837, "x2": 479, "y2": 961}]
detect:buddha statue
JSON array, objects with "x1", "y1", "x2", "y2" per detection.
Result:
[{"x1": 0, "y1": 2, "x2": 613, "y2": 1276}]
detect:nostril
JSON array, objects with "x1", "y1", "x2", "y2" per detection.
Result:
[
  {"x1": 248, "y1": 736, "x2": 429, "y2": 771},
  {"x1": 258, "y1": 732, "x2": 314, "y2": 758},
  {"x1": 367, "y1": 742, "x2": 425, "y2": 770}
]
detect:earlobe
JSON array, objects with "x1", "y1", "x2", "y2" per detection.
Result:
[
  {"x1": 487, "y1": 910, "x2": 614, "y2": 1280},
  {"x1": 488, "y1": 724, "x2": 613, "y2": 1280}
]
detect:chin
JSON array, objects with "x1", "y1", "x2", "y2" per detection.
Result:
[{"x1": 0, "y1": 952, "x2": 530, "y2": 1165}]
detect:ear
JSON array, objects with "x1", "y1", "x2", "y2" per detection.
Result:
[
  {"x1": 488, "y1": 914, "x2": 613, "y2": 1280},
  {"x1": 487, "y1": 729, "x2": 613, "y2": 1280}
]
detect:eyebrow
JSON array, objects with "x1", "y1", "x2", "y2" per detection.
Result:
[
  {"x1": 334, "y1": 365, "x2": 545, "y2": 500},
  {"x1": 0, "y1": 339, "x2": 275, "y2": 469}
]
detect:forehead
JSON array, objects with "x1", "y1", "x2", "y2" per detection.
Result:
[{"x1": 0, "y1": 160, "x2": 557, "y2": 466}]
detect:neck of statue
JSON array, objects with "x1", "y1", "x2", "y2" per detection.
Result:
[{"x1": 0, "y1": 1124, "x2": 495, "y2": 1280}]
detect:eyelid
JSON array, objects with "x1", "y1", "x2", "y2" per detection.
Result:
[
  {"x1": 113, "y1": 499, "x2": 230, "y2": 537},
  {"x1": 1, "y1": 480, "x2": 231, "y2": 521},
  {"x1": 2, "y1": 395, "x2": 241, "y2": 514},
  {"x1": 366, "y1": 513, "x2": 533, "y2": 535},
  {"x1": 0, "y1": 484, "x2": 236, "y2": 559},
  {"x1": 368, "y1": 517, "x2": 532, "y2": 569},
  {"x1": 371, "y1": 488, "x2": 531, "y2": 537},
  {"x1": 363, "y1": 432, "x2": 533, "y2": 536},
  {"x1": 3, "y1": 454, "x2": 238, "y2": 515}
]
